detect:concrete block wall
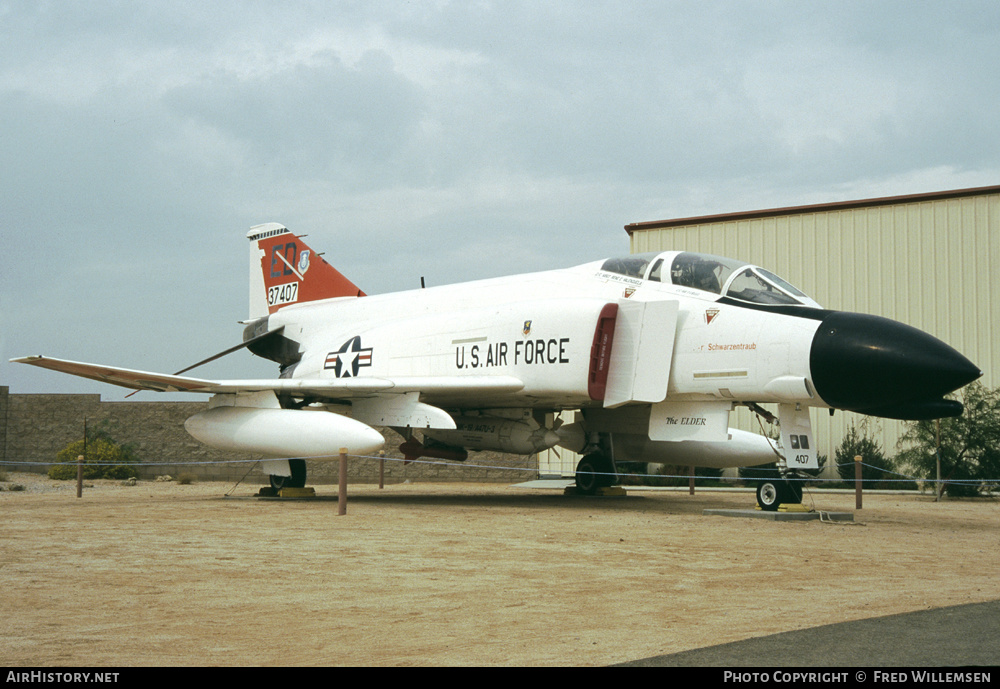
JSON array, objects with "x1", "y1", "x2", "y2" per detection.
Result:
[{"x1": 0, "y1": 387, "x2": 536, "y2": 484}]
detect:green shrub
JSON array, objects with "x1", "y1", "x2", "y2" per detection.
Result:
[
  {"x1": 836, "y1": 421, "x2": 915, "y2": 490},
  {"x1": 49, "y1": 436, "x2": 138, "y2": 480},
  {"x1": 896, "y1": 383, "x2": 1000, "y2": 497}
]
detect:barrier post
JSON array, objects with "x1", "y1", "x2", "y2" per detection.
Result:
[
  {"x1": 688, "y1": 465, "x2": 695, "y2": 495},
  {"x1": 379, "y1": 450, "x2": 385, "y2": 489},
  {"x1": 935, "y1": 419, "x2": 943, "y2": 502},
  {"x1": 338, "y1": 448, "x2": 348, "y2": 516},
  {"x1": 77, "y1": 454, "x2": 84, "y2": 498},
  {"x1": 854, "y1": 454, "x2": 863, "y2": 509}
]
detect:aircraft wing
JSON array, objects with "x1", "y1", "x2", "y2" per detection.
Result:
[{"x1": 11, "y1": 355, "x2": 525, "y2": 399}]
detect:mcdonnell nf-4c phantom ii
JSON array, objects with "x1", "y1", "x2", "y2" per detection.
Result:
[{"x1": 15, "y1": 223, "x2": 982, "y2": 510}]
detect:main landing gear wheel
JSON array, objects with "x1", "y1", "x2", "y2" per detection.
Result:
[
  {"x1": 269, "y1": 458, "x2": 307, "y2": 491},
  {"x1": 756, "y1": 479, "x2": 803, "y2": 511},
  {"x1": 756, "y1": 480, "x2": 783, "y2": 511},
  {"x1": 575, "y1": 453, "x2": 615, "y2": 496}
]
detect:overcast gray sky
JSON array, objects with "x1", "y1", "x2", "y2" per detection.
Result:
[{"x1": 3, "y1": 1, "x2": 999, "y2": 397}]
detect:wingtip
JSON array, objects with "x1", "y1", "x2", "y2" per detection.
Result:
[{"x1": 10, "y1": 355, "x2": 43, "y2": 364}]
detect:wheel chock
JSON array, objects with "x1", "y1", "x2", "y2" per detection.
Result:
[
  {"x1": 278, "y1": 487, "x2": 316, "y2": 498},
  {"x1": 563, "y1": 485, "x2": 626, "y2": 497}
]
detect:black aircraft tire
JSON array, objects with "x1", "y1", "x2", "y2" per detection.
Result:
[
  {"x1": 597, "y1": 461, "x2": 616, "y2": 488},
  {"x1": 575, "y1": 454, "x2": 615, "y2": 495},
  {"x1": 269, "y1": 458, "x2": 307, "y2": 491},
  {"x1": 756, "y1": 479, "x2": 783, "y2": 511},
  {"x1": 575, "y1": 456, "x2": 600, "y2": 495},
  {"x1": 575, "y1": 455, "x2": 603, "y2": 495},
  {"x1": 785, "y1": 480, "x2": 803, "y2": 504}
]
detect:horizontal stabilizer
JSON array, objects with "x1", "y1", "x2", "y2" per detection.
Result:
[{"x1": 173, "y1": 326, "x2": 286, "y2": 375}]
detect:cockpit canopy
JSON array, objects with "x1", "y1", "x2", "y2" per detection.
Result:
[{"x1": 599, "y1": 251, "x2": 820, "y2": 307}]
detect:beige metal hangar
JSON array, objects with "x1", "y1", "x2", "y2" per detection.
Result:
[{"x1": 624, "y1": 184, "x2": 1000, "y2": 469}]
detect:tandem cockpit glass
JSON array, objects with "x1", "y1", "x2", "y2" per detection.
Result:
[{"x1": 600, "y1": 251, "x2": 819, "y2": 307}]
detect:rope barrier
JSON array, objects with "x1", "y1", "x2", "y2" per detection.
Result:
[{"x1": 3, "y1": 453, "x2": 996, "y2": 488}]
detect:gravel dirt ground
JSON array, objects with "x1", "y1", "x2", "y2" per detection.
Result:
[{"x1": 1, "y1": 471, "x2": 998, "y2": 667}]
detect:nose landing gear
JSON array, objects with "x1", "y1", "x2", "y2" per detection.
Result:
[{"x1": 756, "y1": 477, "x2": 804, "y2": 511}]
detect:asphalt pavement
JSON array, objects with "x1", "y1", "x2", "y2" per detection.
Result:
[{"x1": 618, "y1": 599, "x2": 1000, "y2": 667}]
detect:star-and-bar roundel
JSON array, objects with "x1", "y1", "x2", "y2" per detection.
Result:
[{"x1": 324, "y1": 336, "x2": 373, "y2": 378}]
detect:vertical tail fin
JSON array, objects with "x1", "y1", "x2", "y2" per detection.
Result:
[{"x1": 247, "y1": 223, "x2": 365, "y2": 320}]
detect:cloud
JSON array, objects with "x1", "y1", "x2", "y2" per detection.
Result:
[
  {"x1": 163, "y1": 50, "x2": 427, "y2": 186},
  {"x1": 3, "y1": 1, "x2": 999, "y2": 396}
]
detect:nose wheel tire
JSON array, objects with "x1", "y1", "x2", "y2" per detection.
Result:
[
  {"x1": 756, "y1": 478, "x2": 803, "y2": 511},
  {"x1": 757, "y1": 480, "x2": 782, "y2": 511}
]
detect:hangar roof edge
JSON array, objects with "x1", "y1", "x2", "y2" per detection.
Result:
[{"x1": 625, "y1": 184, "x2": 1000, "y2": 234}]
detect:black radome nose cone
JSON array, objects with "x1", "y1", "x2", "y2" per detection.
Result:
[{"x1": 810, "y1": 312, "x2": 981, "y2": 420}]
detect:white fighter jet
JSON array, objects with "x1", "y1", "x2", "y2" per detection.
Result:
[{"x1": 14, "y1": 223, "x2": 981, "y2": 509}]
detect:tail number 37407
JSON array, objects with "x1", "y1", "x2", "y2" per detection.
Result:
[{"x1": 268, "y1": 282, "x2": 299, "y2": 307}]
